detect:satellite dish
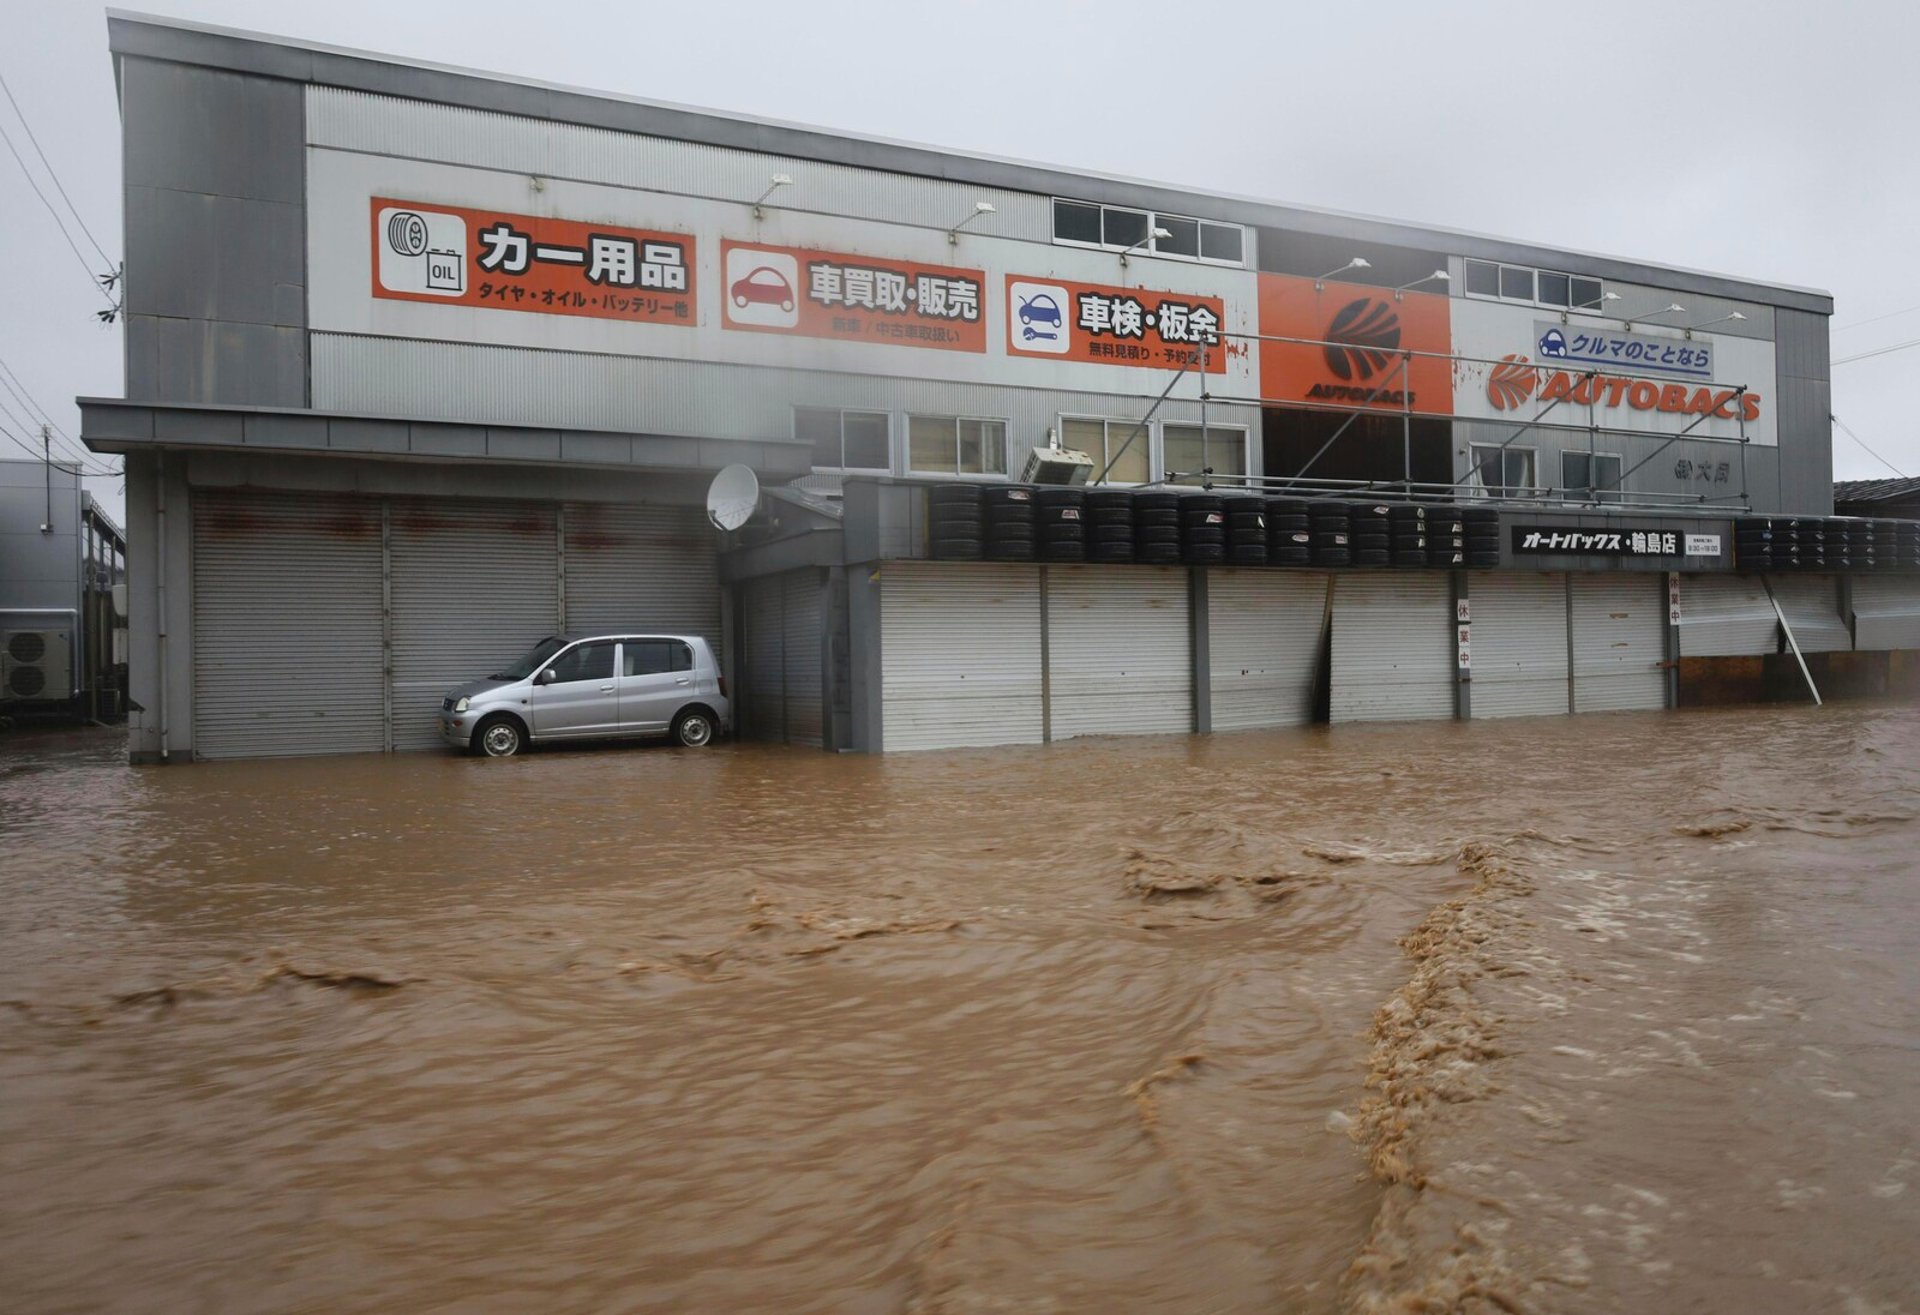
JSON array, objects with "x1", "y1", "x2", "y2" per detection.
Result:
[{"x1": 705, "y1": 464, "x2": 760, "y2": 531}]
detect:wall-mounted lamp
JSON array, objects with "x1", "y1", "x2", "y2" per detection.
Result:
[
  {"x1": 1118, "y1": 226, "x2": 1172, "y2": 267},
  {"x1": 1621, "y1": 302, "x2": 1684, "y2": 331},
  {"x1": 947, "y1": 201, "x2": 996, "y2": 244},
  {"x1": 1314, "y1": 257, "x2": 1370, "y2": 290},
  {"x1": 752, "y1": 173, "x2": 793, "y2": 221},
  {"x1": 1683, "y1": 310, "x2": 1747, "y2": 339},
  {"x1": 1393, "y1": 269, "x2": 1449, "y2": 300}
]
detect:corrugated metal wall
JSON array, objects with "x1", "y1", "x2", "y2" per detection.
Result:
[
  {"x1": 880, "y1": 562, "x2": 1043, "y2": 752},
  {"x1": 783, "y1": 571, "x2": 824, "y2": 748},
  {"x1": 1208, "y1": 570, "x2": 1328, "y2": 731},
  {"x1": 1769, "y1": 575, "x2": 1850, "y2": 653},
  {"x1": 742, "y1": 576, "x2": 785, "y2": 741},
  {"x1": 563, "y1": 504, "x2": 721, "y2": 654},
  {"x1": 1330, "y1": 573, "x2": 1454, "y2": 723},
  {"x1": 1851, "y1": 577, "x2": 1920, "y2": 651},
  {"x1": 1047, "y1": 566, "x2": 1192, "y2": 741},
  {"x1": 1677, "y1": 575, "x2": 1779, "y2": 657},
  {"x1": 1569, "y1": 574, "x2": 1668, "y2": 713},
  {"x1": 1469, "y1": 572, "x2": 1570, "y2": 719}
]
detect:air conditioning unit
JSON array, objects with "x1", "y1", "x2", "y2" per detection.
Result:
[
  {"x1": 1020, "y1": 444, "x2": 1094, "y2": 486},
  {"x1": 2, "y1": 630, "x2": 71, "y2": 702}
]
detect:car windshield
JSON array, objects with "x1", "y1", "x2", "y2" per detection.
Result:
[{"x1": 491, "y1": 636, "x2": 567, "y2": 681}]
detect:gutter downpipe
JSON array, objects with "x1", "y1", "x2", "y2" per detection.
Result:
[{"x1": 156, "y1": 450, "x2": 170, "y2": 761}]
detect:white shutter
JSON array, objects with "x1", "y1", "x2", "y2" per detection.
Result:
[
  {"x1": 1851, "y1": 576, "x2": 1920, "y2": 650},
  {"x1": 563, "y1": 503, "x2": 721, "y2": 657},
  {"x1": 1047, "y1": 565, "x2": 1192, "y2": 741},
  {"x1": 192, "y1": 491, "x2": 385, "y2": 759},
  {"x1": 1768, "y1": 575, "x2": 1850, "y2": 653},
  {"x1": 881, "y1": 562, "x2": 1042, "y2": 751},
  {"x1": 783, "y1": 571, "x2": 824, "y2": 748},
  {"x1": 1676, "y1": 575, "x2": 1778, "y2": 656},
  {"x1": 1570, "y1": 573, "x2": 1667, "y2": 712},
  {"x1": 390, "y1": 499, "x2": 558, "y2": 750},
  {"x1": 742, "y1": 575, "x2": 786, "y2": 741},
  {"x1": 1469, "y1": 571, "x2": 1569, "y2": 719},
  {"x1": 1208, "y1": 570, "x2": 1329, "y2": 731},
  {"x1": 1330, "y1": 573, "x2": 1454, "y2": 723}
]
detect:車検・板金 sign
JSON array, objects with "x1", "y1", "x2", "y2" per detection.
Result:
[
  {"x1": 719, "y1": 240, "x2": 986, "y2": 352},
  {"x1": 1005, "y1": 276, "x2": 1226, "y2": 373},
  {"x1": 371, "y1": 198, "x2": 696, "y2": 325}
]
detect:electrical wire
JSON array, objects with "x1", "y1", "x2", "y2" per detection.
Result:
[
  {"x1": 0, "y1": 352, "x2": 117, "y2": 475},
  {"x1": 0, "y1": 384, "x2": 111, "y2": 476},
  {"x1": 0, "y1": 69, "x2": 114, "y2": 269},
  {"x1": 1832, "y1": 335, "x2": 1920, "y2": 367},
  {"x1": 1830, "y1": 414, "x2": 1909, "y2": 479},
  {"x1": 0, "y1": 117, "x2": 117, "y2": 309},
  {"x1": 1832, "y1": 301, "x2": 1920, "y2": 333}
]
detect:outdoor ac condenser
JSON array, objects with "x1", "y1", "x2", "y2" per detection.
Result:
[
  {"x1": 1020, "y1": 445, "x2": 1094, "y2": 485},
  {"x1": 2, "y1": 630, "x2": 72, "y2": 702}
]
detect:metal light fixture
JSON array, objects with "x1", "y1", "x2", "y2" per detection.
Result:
[
  {"x1": 1393, "y1": 269, "x2": 1449, "y2": 300},
  {"x1": 751, "y1": 173, "x2": 793, "y2": 220},
  {"x1": 1683, "y1": 310, "x2": 1747, "y2": 339},
  {"x1": 1119, "y1": 226, "x2": 1173, "y2": 267},
  {"x1": 1314, "y1": 257, "x2": 1370, "y2": 289},
  {"x1": 1620, "y1": 301, "x2": 1684, "y2": 330},
  {"x1": 947, "y1": 201, "x2": 996, "y2": 244}
]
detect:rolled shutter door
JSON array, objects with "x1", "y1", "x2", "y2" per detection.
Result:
[
  {"x1": 390, "y1": 499, "x2": 558, "y2": 751},
  {"x1": 563, "y1": 503, "x2": 721, "y2": 657},
  {"x1": 1676, "y1": 575, "x2": 1778, "y2": 656},
  {"x1": 1851, "y1": 577, "x2": 1920, "y2": 650},
  {"x1": 1768, "y1": 575, "x2": 1850, "y2": 653},
  {"x1": 192, "y1": 491, "x2": 385, "y2": 759},
  {"x1": 881, "y1": 562, "x2": 1042, "y2": 751},
  {"x1": 742, "y1": 575, "x2": 785, "y2": 741},
  {"x1": 1048, "y1": 565, "x2": 1191, "y2": 741},
  {"x1": 1330, "y1": 572, "x2": 1453, "y2": 723},
  {"x1": 1570, "y1": 573, "x2": 1667, "y2": 712},
  {"x1": 1470, "y1": 571, "x2": 1569, "y2": 719},
  {"x1": 783, "y1": 570, "x2": 823, "y2": 748},
  {"x1": 1208, "y1": 570, "x2": 1329, "y2": 731}
]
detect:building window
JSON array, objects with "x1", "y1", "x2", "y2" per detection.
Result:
[
  {"x1": 908, "y1": 415, "x2": 1007, "y2": 477},
  {"x1": 1465, "y1": 258, "x2": 1606, "y2": 312},
  {"x1": 1470, "y1": 444, "x2": 1537, "y2": 498},
  {"x1": 797, "y1": 407, "x2": 889, "y2": 471},
  {"x1": 1062, "y1": 416, "x2": 1149, "y2": 485},
  {"x1": 1161, "y1": 424, "x2": 1248, "y2": 487},
  {"x1": 1562, "y1": 451, "x2": 1623, "y2": 502},
  {"x1": 1052, "y1": 198, "x2": 1245, "y2": 266}
]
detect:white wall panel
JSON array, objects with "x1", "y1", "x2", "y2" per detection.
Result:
[
  {"x1": 1470, "y1": 571, "x2": 1569, "y2": 719},
  {"x1": 1570, "y1": 573, "x2": 1667, "y2": 712},
  {"x1": 1047, "y1": 566, "x2": 1192, "y2": 741},
  {"x1": 1330, "y1": 573, "x2": 1454, "y2": 723},
  {"x1": 1676, "y1": 575, "x2": 1779, "y2": 657},
  {"x1": 881, "y1": 563, "x2": 1042, "y2": 751},
  {"x1": 1208, "y1": 570, "x2": 1328, "y2": 731},
  {"x1": 1852, "y1": 576, "x2": 1920, "y2": 651}
]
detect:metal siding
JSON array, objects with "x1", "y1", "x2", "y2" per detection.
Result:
[
  {"x1": 742, "y1": 575, "x2": 786, "y2": 742},
  {"x1": 880, "y1": 562, "x2": 1043, "y2": 752},
  {"x1": 562, "y1": 503, "x2": 721, "y2": 654},
  {"x1": 1851, "y1": 577, "x2": 1920, "y2": 651},
  {"x1": 1470, "y1": 572, "x2": 1570, "y2": 719},
  {"x1": 1769, "y1": 575, "x2": 1850, "y2": 653},
  {"x1": 390, "y1": 500, "x2": 559, "y2": 751},
  {"x1": 1676, "y1": 575, "x2": 1779, "y2": 657},
  {"x1": 1208, "y1": 570, "x2": 1328, "y2": 731},
  {"x1": 191, "y1": 491, "x2": 385, "y2": 759},
  {"x1": 1047, "y1": 566, "x2": 1192, "y2": 741},
  {"x1": 1570, "y1": 573, "x2": 1667, "y2": 713},
  {"x1": 784, "y1": 571, "x2": 824, "y2": 748},
  {"x1": 1330, "y1": 573, "x2": 1454, "y2": 723}
]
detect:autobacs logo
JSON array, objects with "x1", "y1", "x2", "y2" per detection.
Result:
[
  {"x1": 1487, "y1": 354, "x2": 1538, "y2": 411},
  {"x1": 1484, "y1": 352, "x2": 1763, "y2": 423},
  {"x1": 1322, "y1": 298, "x2": 1401, "y2": 381}
]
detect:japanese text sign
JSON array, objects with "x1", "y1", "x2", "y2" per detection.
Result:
[
  {"x1": 1533, "y1": 321, "x2": 1712, "y2": 379},
  {"x1": 1004, "y1": 276, "x2": 1226, "y2": 373},
  {"x1": 1257, "y1": 274, "x2": 1452, "y2": 413},
  {"x1": 720, "y1": 240, "x2": 986, "y2": 353},
  {"x1": 1509, "y1": 526, "x2": 1722, "y2": 558},
  {"x1": 371, "y1": 198, "x2": 696, "y2": 326}
]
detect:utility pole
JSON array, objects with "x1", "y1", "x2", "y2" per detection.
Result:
[{"x1": 40, "y1": 423, "x2": 52, "y2": 533}]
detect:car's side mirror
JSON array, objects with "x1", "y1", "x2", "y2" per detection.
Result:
[{"x1": 536, "y1": 668, "x2": 557, "y2": 685}]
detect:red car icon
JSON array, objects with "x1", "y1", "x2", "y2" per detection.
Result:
[{"x1": 731, "y1": 265, "x2": 795, "y2": 313}]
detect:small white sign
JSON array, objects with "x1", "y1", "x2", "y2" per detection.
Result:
[
  {"x1": 376, "y1": 206, "x2": 467, "y2": 297},
  {"x1": 723, "y1": 247, "x2": 800, "y2": 328},
  {"x1": 1668, "y1": 572, "x2": 1683, "y2": 626},
  {"x1": 1684, "y1": 533, "x2": 1722, "y2": 558},
  {"x1": 1456, "y1": 623, "x2": 1472, "y2": 670},
  {"x1": 1455, "y1": 599, "x2": 1471, "y2": 623},
  {"x1": 1009, "y1": 281, "x2": 1071, "y2": 354}
]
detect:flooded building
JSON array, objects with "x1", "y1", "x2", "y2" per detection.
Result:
[
  {"x1": 81, "y1": 13, "x2": 1919, "y2": 761},
  {"x1": 0, "y1": 458, "x2": 126, "y2": 720}
]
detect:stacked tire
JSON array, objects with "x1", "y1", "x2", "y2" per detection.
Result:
[
  {"x1": 1733, "y1": 516, "x2": 1773, "y2": 570},
  {"x1": 1769, "y1": 518, "x2": 1802, "y2": 570},
  {"x1": 1388, "y1": 504, "x2": 1428, "y2": 567},
  {"x1": 1085, "y1": 489, "x2": 1136, "y2": 564},
  {"x1": 1350, "y1": 504, "x2": 1391, "y2": 566},
  {"x1": 1873, "y1": 519, "x2": 1899, "y2": 571},
  {"x1": 1462, "y1": 507, "x2": 1500, "y2": 567},
  {"x1": 1134, "y1": 491, "x2": 1181, "y2": 565},
  {"x1": 1308, "y1": 500, "x2": 1351, "y2": 567},
  {"x1": 1225, "y1": 498, "x2": 1268, "y2": 566},
  {"x1": 1901, "y1": 522, "x2": 1920, "y2": 571},
  {"x1": 1036, "y1": 487, "x2": 1087, "y2": 562},
  {"x1": 983, "y1": 485, "x2": 1036, "y2": 561},
  {"x1": 1795, "y1": 518, "x2": 1825, "y2": 569},
  {"x1": 1267, "y1": 497, "x2": 1312, "y2": 566},
  {"x1": 1429, "y1": 508, "x2": 1468, "y2": 567},
  {"x1": 1827, "y1": 520, "x2": 1855, "y2": 571},
  {"x1": 929, "y1": 484, "x2": 983, "y2": 560},
  {"x1": 1180, "y1": 493, "x2": 1227, "y2": 565}
]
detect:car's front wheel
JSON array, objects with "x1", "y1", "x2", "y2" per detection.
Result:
[
  {"x1": 474, "y1": 714, "x2": 525, "y2": 758},
  {"x1": 670, "y1": 709, "x2": 714, "y2": 748}
]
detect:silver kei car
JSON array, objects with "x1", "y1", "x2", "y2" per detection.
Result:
[{"x1": 440, "y1": 632, "x2": 729, "y2": 757}]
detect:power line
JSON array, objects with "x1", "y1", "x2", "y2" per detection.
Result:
[
  {"x1": 0, "y1": 352, "x2": 117, "y2": 474},
  {"x1": 1832, "y1": 335, "x2": 1920, "y2": 367},
  {"x1": 0, "y1": 69, "x2": 114, "y2": 268},
  {"x1": 1832, "y1": 301, "x2": 1920, "y2": 334},
  {"x1": 0, "y1": 116, "x2": 118, "y2": 309},
  {"x1": 1831, "y1": 413, "x2": 1909, "y2": 480},
  {"x1": 0, "y1": 379, "x2": 108, "y2": 475}
]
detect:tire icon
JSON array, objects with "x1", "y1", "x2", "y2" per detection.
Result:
[{"x1": 387, "y1": 211, "x2": 429, "y2": 257}]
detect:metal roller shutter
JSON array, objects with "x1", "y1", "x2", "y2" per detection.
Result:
[
  {"x1": 881, "y1": 562, "x2": 1042, "y2": 752},
  {"x1": 1470, "y1": 571, "x2": 1570, "y2": 719},
  {"x1": 783, "y1": 571, "x2": 824, "y2": 748},
  {"x1": 742, "y1": 575, "x2": 786, "y2": 741},
  {"x1": 1768, "y1": 575, "x2": 1850, "y2": 653},
  {"x1": 562, "y1": 503, "x2": 721, "y2": 656},
  {"x1": 1676, "y1": 575, "x2": 1778, "y2": 656},
  {"x1": 390, "y1": 499, "x2": 558, "y2": 751},
  {"x1": 1330, "y1": 573, "x2": 1454, "y2": 723},
  {"x1": 1570, "y1": 573, "x2": 1668, "y2": 713},
  {"x1": 1852, "y1": 577, "x2": 1920, "y2": 651},
  {"x1": 1048, "y1": 565, "x2": 1192, "y2": 741},
  {"x1": 192, "y1": 491, "x2": 385, "y2": 759},
  {"x1": 1208, "y1": 570, "x2": 1329, "y2": 731}
]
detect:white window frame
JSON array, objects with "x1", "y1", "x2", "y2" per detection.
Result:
[
  {"x1": 1159, "y1": 421, "x2": 1251, "y2": 487},
  {"x1": 1560, "y1": 450, "x2": 1625, "y2": 504},
  {"x1": 796, "y1": 406, "x2": 891, "y2": 474},
  {"x1": 1468, "y1": 443, "x2": 1540, "y2": 500},
  {"x1": 905, "y1": 413, "x2": 1011, "y2": 480},
  {"x1": 1060, "y1": 414, "x2": 1153, "y2": 486},
  {"x1": 1051, "y1": 198, "x2": 1246, "y2": 268},
  {"x1": 1464, "y1": 258, "x2": 1609, "y2": 315}
]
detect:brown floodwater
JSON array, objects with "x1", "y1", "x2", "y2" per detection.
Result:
[{"x1": 1, "y1": 704, "x2": 1916, "y2": 1314}]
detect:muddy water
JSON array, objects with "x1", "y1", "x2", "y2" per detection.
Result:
[{"x1": 1, "y1": 706, "x2": 1916, "y2": 1314}]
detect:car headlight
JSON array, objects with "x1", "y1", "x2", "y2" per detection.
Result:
[{"x1": 453, "y1": 697, "x2": 469, "y2": 714}]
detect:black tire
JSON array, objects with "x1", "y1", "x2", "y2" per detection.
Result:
[
  {"x1": 1228, "y1": 545, "x2": 1268, "y2": 566},
  {"x1": 1351, "y1": 533, "x2": 1390, "y2": 551},
  {"x1": 1315, "y1": 548, "x2": 1351, "y2": 567},
  {"x1": 987, "y1": 540, "x2": 1035, "y2": 561},
  {"x1": 1271, "y1": 546, "x2": 1312, "y2": 566},
  {"x1": 1086, "y1": 489, "x2": 1134, "y2": 510},
  {"x1": 1266, "y1": 517, "x2": 1311, "y2": 533},
  {"x1": 1136, "y1": 526, "x2": 1181, "y2": 545},
  {"x1": 1137, "y1": 545, "x2": 1182, "y2": 565},
  {"x1": 1465, "y1": 551, "x2": 1499, "y2": 567},
  {"x1": 1184, "y1": 543, "x2": 1226, "y2": 564},
  {"x1": 1460, "y1": 507, "x2": 1500, "y2": 524},
  {"x1": 1042, "y1": 541, "x2": 1086, "y2": 562},
  {"x1": 474, "y1": 714, "x2": 525, "y2": 758},
  {"x1": 931, "y1": 513, "x2": 983, "y2": 535},
  {"x1": 1229, "y1": 528, "x2": 1267, "y2": 547},
  {"x1": 1388, "y1": 506, "x2": 1427, "y2": 523},
  {"x1": 1312, "y1": 531, "x2": 1350, "y2": 548},
  {"x1": 1136, "y1": 509, "x2": 1180, "y2": 529},
  {"x1": 1354, "y1": 548, "x2": 1390, "y2": 566},
  {"x1": 670, "y1": 707, "x2": 717, "y2": 748},
  {"x1": 1275, "y1": 531, "x2": 1315, "y2": 549},
  {"x1": 1090, "y1": 523, "x2": 1134, "y2": 543},
  {"x1": 1265, "y1": 498, "x2": 1313, "y2": 520},
  {"x1": 929, "y1": 485, "x2": 982, "y2": 506},
  {"x1": 932, "y1": 537, "x2": 983, "y2": 560},
  {"x1": 1133, "y1": 493, "x2": 1180, "y2": 513},
  {"x1": 983, "y1": 486, "x2": 1036, "y2": 509},
  {"x1": 1392, "y1": 550, "x2": 1429, "y2": 567},
  {"x1": 1088, "y1": 542, "x2": 1135, "y2": 564}
]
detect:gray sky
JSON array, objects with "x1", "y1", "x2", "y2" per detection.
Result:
[{"x1": 7, "y1": 0, "x2": 1919, "y2": 525}]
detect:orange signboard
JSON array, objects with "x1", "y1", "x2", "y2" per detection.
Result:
[
  {"x1": 370, "y1": 197, "x2": 696, "y2": 326},
  {"x1": 1005, "y1": 275, "x2": 1226, "y2": 373},
  {"x1": 719, "y1": 239, "x2": 986, "y2": 353},
  {"x1": 1258, "y1": 274, "x2": 1452, "y2": 413}
]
